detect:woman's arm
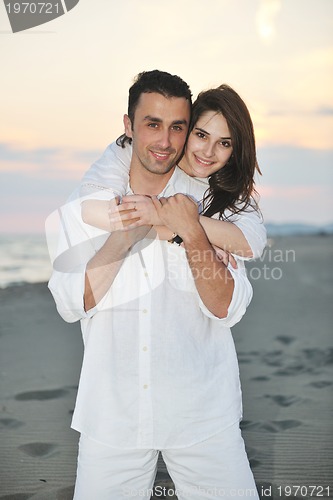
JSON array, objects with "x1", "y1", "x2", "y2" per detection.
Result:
[
  {"x1": 80, "y1": 141, "x2": 132, "y2": 229},
  {"x1": 79, "y1": 141, "x2": 131, "y2": 200},
  {"x1": 109, "y1": 195, "x2": 266, "y2": 259},
  {"x1": 199, "y1": 209, "x2": 267, "y2": 260},
  {"x1": 82, "y1": 195, "x2": 266, "y2": 259}
]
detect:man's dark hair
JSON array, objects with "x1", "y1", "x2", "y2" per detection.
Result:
[{"x1": 117, "y1": 70, "x2": 192, "y2": 147}]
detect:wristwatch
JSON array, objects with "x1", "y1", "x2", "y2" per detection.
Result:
[{"x1": 168, "y1": 233, "x2": 183, "y2": 245}]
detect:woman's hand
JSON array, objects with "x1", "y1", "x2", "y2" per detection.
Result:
[
  {"x1": 108, "y1": 194, "x2": 162, "y2": 230},
  {"x1": 212, "y1": 245, "x2": 238, "y2": 269},
  {"x1": 152, "y1": 194, "x2": 200, "y2": 238}
]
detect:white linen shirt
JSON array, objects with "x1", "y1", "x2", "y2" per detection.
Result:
[{"x1": 48, "y1": 167, "x2": 253, "y2": 450}]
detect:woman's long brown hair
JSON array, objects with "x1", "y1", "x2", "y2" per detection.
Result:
[{"x1": 191, "y1": 85, "x2": 262, "y2": 220}]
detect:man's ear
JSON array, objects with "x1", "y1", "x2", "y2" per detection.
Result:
[{"x1": 123, "y1": 114, "x2": 133, "y2": 138}]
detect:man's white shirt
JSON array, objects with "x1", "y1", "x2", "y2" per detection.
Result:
[{"x1": 48, "y1": 166, "x2": 253, "y2": 449}]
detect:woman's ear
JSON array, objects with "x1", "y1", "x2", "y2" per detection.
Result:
[{"x1": 123, "y1": 114, "x2": 133, "y2": 138}]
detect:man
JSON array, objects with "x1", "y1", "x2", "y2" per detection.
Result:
[{"x1": 48, "y1": 70, "x2": 258, "y2": 499}]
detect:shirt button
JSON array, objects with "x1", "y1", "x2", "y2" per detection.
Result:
[
  {"x1": 143, "y1": 384, "x2": 148, "y2": 389},
  {"x1": 143, "y1": 346, "x2": 148, "y2": 351},
  {"x1": 142, "y1": 309, "x2": 148, "y2": 314},
  {"x1": 144, "y1": 272, "x2": 149, "y2": 277}
]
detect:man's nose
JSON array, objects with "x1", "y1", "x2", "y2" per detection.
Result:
[{"x1": 158, "y1": 129, "x2": 172, "y2": 149}]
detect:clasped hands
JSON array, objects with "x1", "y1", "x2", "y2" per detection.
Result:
[
  {"x1": 108, "y1": 194, "x2": 236, "y2": 268},
  {"x1": 108, "y1": 193, "x2": 199, "y2": 234}
]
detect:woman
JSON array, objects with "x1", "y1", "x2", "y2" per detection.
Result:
[{"x1": 80, "y1": 84, "x2": 266, "y2": 260}]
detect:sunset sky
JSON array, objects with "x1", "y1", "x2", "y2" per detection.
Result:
[{"x1": 1, "y1": 0, "x2": 332, "y2": 233}]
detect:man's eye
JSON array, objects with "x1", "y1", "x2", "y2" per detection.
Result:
[{"x1": 148, "y1": 123, "x2": 158, "y2": 128}]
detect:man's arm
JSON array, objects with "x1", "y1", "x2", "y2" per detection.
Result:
[
  {"x1": 153, "y1": 195, "x2": 234, "y2": 319},
  {"x1": 181, "y1": 224, "x2": 234, "y2": 319},
  {"x1": 84, "y1": 225, "x2": 152, "y2": 311}
]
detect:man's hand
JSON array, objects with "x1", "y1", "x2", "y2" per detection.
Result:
[
  {"x1": 152, "y1": 194, "x2": 235, "y2": 319},
  {"x1": 152, "y1": 194, "x2": 200, "y2": 238}
]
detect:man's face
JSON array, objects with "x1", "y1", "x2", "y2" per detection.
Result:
[{"x1": 124, "y1": 92, "x2": 190, "y2": 176}]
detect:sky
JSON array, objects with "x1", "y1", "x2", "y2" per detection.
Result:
[{"x1": 0, "y1": 0, "x2": 332, "y2": 233}]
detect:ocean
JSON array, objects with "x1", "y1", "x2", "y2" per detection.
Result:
[{"x1": 0, "y1": 234, "x2": 52, "y2": 288}]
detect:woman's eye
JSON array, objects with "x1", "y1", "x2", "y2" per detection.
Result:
[
  {"x1": 220, "y1": 141, "x2": 231, "y2": 148},
  {"x1": 196, "y1": 132, "x2": 206, "y2": 139}
]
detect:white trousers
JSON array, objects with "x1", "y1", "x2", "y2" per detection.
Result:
[{"x1": 73, "y1": 422, "x2": 259, "y2": 499}]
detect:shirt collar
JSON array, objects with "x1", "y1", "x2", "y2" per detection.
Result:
[{"x1": 126, "y1": 166, "x2": 185, "y2": 197}]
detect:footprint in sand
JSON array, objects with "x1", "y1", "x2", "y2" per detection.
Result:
[
  {"x1": 241, "y1": 420, "x2": 301, "y2": 433},
  {"x1": 245, "y1": 446, "x2": 262, "y2": 469},
  {"x1": 249, "y1": 458, "x2": 261, "y2": 469},
  {"x1": 264, "y1": 394, "x2": 304, "y2": 407},
  {"x1": 251, "y1": 376, "x2": 270, "y2": 382},
  {"x1": 15, "y1": 389, "x2": 68, "y2": 401},
  {"x1": 18, "y1": 442, "x2": 58, "y2": 458},
  {"x1": 238, "y1": 357, "x2": 253, "y2": 365},
  {"x1": 260, "y1": 347, "x2": 333, "y2": 376},
  {"x1": 275, "y1": 335, "x2": 296, "y2": 345},
  {"x1": 303, "y1": 347, "x2": 333, "y2": 366},
  {"x1": 0, "y1": 418, "x2": 24, "y2": 429},
  {"x1": 262, "y1": 350, "x2": 284, "y2": 368},
  {"x1": 238, "y1": 351, "x2": 261, "y2": 365},
  {"x1": 274, "y1": 365, "x2": 306, "y2": 376},
  {"x1": 308, "y1": 380, "x2": 333, "y2": 388}
]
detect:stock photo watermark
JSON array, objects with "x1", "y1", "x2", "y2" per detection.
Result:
[
  {"x1": 45, "y1": 202, "x2": 297, "y2": 286},
  {"x1": 246, "y1": 245, "x2": 296, "y2": 281},
  {"x1": 122, "y1": 485, "x2": 258, "y2": 498},
  {"x1": 2, "y1": 0, "x2": 80, "y2": 33},
  {"x1": 121, "y1": 484, "x2": 331, "y2": 498}
]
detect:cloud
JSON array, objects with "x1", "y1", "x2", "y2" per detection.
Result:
[
  {"x1": 315, "y1": 106, "x2": 333, "y2": 116},
  {"x1": 264, "y1": 105, "x2": 333, "y2": 117},
  {"x1": 0, "y1": 171, "x2": 78, "y2": 233},
  {"x1": 257, "y1": 145, "x2": 333, "y2": 186},
  {"x1": 0, "y1": 143, "x2": 62, "y2": 164},
  {"x1": 255, "y1": 144, "x2": 333, "y2": 224},
  {"x1": 258, "y1": 182, "x2": 333, "y2": 225},
  {"x1": 0, "y1": 142, "x2": 102, "y2": 178}
]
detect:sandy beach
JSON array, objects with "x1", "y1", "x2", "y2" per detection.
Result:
[{"x1": 0, "y1": 235, "x2": 332, "y2": 500}]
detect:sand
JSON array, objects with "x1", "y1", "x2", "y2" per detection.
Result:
[{"x1": 0, "y1": 235, "x2": 332, "y2": 500}]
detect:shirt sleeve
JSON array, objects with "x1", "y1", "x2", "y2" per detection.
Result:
[
  {"x1": 227, "y1": 206, "x2": 267, "y2": 260},
  {"x1": 46, "y1": 188, "x2": 110, "y2": 323},
  {"x1": 79, "y1": 141, "x2": 132, "y2": 200},
  {"x1": 198, "y1": 262, "x2": 253, "y2": 328}
]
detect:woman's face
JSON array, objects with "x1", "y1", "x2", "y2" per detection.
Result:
[{"x1": 183, "y1": 111, "x2": 233, "y2": 178}]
